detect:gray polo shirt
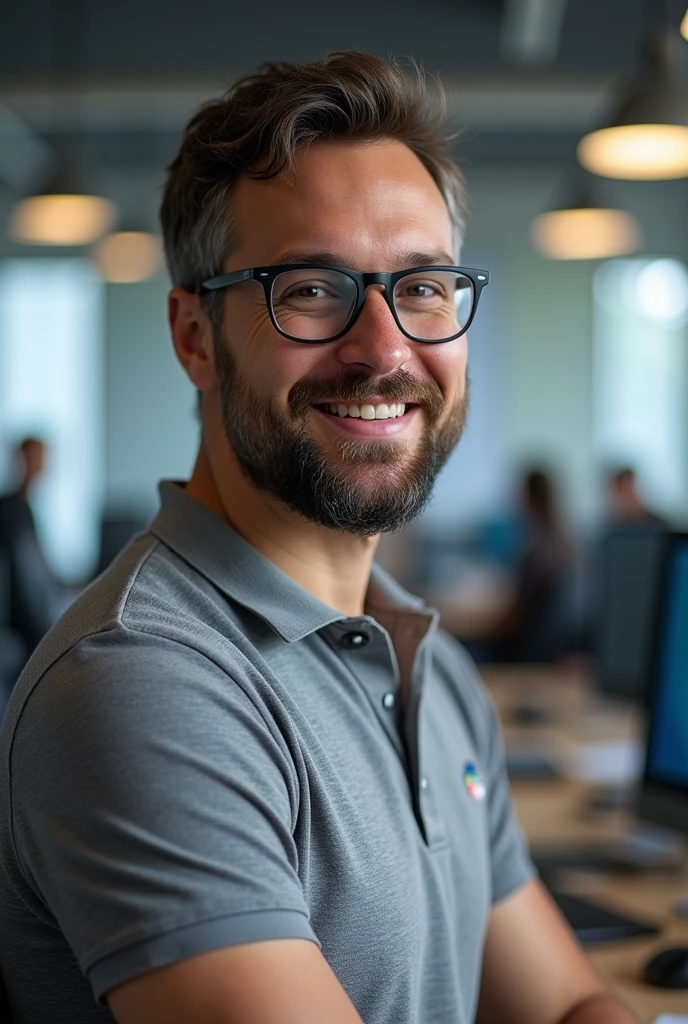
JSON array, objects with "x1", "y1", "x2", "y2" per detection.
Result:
[{"x1": 0, "y1": 481, "x2": 533, "y2": 1024}]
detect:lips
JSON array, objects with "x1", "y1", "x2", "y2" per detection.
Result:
[{"x1": 310, "y1": 403, "x2": 420, "y2": 436}]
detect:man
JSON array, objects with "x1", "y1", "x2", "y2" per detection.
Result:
[
  {"x1": 606, "y1": 466, "x2": 668, "y2": 529},
  {"x1": 0, "y1": 52, "x2": 636, "y2": 1023},
  {"x1": 0, "y1": 437, "x2": 57, "y2": 664}
]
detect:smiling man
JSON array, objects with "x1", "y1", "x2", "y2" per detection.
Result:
[{"x1": 0, "y1": 52, "x2": 636, "y2": 1024}]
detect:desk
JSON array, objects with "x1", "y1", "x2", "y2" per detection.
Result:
[{"x1": 482, "y1": 664, "x2": 688, "y2": 1024}]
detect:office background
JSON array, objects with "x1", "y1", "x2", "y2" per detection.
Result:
[
  {"x1": 2, "y1": 0, "x2": 688, "y2": 588},
  {"x1": 2, "y1": 5, "x2": 688, "y2": 1019}
]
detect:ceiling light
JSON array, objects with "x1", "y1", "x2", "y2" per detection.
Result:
[
  {"x1": 93, "y1": 231, "x2": 163, "y2": 283},
  {"x1": 531, "y1": 205, "x2": 640, "y2": 261},
  {"x1": 578, "y1": 31, "x2": 688, "y2": 180},
  {"x1": 10, "y1": 193, "x2": 116, "y2": 246}
]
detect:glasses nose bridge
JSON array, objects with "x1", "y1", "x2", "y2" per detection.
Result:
[{"x1": 359, "y1": 271, "x2": 396, "y2": 317}]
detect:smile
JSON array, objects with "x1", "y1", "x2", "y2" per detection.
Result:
[
  {"x1": 310, "y1": 402, "x2": 419, "y2": 437},
  {"x1": 317, "y1": 402, "x2": 408, "y2": 420}
]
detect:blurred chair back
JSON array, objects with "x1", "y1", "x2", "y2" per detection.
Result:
[
  {"x1": 0, "y1": 968, "x2": 14, "y2": 1022},
  {"x1": 95, "y1": 514, "x2": 147, "y2": 577}
]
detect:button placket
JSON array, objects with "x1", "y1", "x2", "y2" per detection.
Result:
[{"x1": 328, "y1": 621, "x2": 403, "y2": 758}]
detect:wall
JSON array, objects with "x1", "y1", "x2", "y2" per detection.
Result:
[{"x1": 103, "y1": 273, "x2": 197, "y2": 517}]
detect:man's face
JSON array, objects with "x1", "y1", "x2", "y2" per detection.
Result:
[
  {"x1": 211, "y1": 139, "x2": 469, "y2": 535},
  {"x1": 22, "y1": 441, "x2": 47, "y2": 483}
]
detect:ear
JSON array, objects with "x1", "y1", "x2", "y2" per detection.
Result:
[{"x1": 168, "y1": 287, "x2": 217, "y2": 393}]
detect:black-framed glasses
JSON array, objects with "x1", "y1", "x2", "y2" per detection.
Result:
[{"x1": 199, "y1": 263, "x2": 490, "y2": 344}]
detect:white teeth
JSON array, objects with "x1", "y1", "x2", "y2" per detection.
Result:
[{"x1": 323, "y1": 401, "x2": 407, "y2": 418}]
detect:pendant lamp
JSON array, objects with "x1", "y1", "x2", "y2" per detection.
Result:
[
  {"x1": 531, "y1": 176, "x2": 641, "y2": 260},
  {"x1": 578, "y1": 28, "x2": 688, "y2": 180},
  {"x1": 93, "y1": 231, "x2": 163, "y2": 283}
]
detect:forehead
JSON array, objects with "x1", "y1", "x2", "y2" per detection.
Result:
[{"x1": 229, "y1": 139, "x2": 455, "y2": 268}]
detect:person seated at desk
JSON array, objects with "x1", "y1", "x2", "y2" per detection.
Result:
[
  {"x1": 498, "y1": 467, "x2": 578, "y2": 663},
  {"x1": 0, "y1": 437, "x2": 59, "y2": 668},
  {"x1": 605, "y1": 466, "x2": 668, "y2": 530}
]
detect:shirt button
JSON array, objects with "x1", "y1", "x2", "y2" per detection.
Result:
[
  {"x1": 382, "y1": 692, "x2": 396, "y2": 710},
  {"x1": 340, "y1": 631, "x2": 369, "y2": 648},
  {"x1": 420, "y1": 776, "x2": 429, "y2": 790}
]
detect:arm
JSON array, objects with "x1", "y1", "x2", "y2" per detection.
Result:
[
  {"x1": 476, "y1": 878, "x2": 638, "y2": 1024},
  {"x1": 108, "y1": 938, "x2": 363, "y2": 1024}
]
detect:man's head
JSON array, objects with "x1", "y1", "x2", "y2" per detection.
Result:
[
  {"x1": 608, "y1": 466, "x2": 646, "y2": 520},
  {"x1": 162, "y1": 52, "x2": 474, "y2": 536},
  {"x1": 16, "y1": 437, "x2": 47, "y2": 490}
]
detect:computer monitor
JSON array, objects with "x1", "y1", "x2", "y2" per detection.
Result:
[
  {"x1": 637, "y1": 532, "x2": 688, "y2": 836},
  {"x1": 593, "y1": 526, "x2": 668, "y2": 702}
]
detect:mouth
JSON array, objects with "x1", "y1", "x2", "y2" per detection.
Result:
[
  {"x1": 312, "y1": 401, "x2": 416, "y2": 421},
  {"x1": 309, "y1": 400, "x2": 420, "y2": 437}
]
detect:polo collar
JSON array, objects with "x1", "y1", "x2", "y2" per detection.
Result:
[{"x1": 149, "y1": 481, "x2": 428, "y2": 643}]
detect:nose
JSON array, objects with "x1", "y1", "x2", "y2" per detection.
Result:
[{"x1": 335, "y1": 285, "x2": 412, "y2": 376}]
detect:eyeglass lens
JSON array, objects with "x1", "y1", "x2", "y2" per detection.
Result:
[{"x1": 270, "y1": 269, "x2": 474, "y2": 341}]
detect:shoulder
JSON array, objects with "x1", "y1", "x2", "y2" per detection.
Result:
[{"x1": 2, "y1": 532, "x2": 294, "y2": 788}]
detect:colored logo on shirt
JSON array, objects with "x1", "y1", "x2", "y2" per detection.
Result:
[{"x1": 463, "y1": 761, "x2": 486, "y2": 801}]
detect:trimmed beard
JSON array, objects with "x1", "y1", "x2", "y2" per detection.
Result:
[{"x1": 213, "y1": 335, "x2": 469, "y2": 536}]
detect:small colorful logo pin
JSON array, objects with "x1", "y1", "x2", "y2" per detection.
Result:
[{"x1": 463, "y1": 761, "x2": 486, "y2": 801}]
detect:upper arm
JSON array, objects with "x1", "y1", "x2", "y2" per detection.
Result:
[
  {"x1": 108, "y1": 939, "x2": 363, "y2": 1024},
  {"x1": 11, "y1": 631, "x2": 314, "y2": 1001},
  {"x1": 476, "y1": 878, "x2": 606, "y2": 1024}
]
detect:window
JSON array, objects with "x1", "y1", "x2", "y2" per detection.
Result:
[
  {"x1": 593, "y1": 257, "x2": 688, "y2": 519},
  {"x1": 0, "y1": 258, "x2": 104, "y2": 580}
]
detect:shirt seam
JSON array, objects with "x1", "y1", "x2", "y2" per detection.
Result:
[{"x1": 85, "y1": 904, "x2": 313, "y2": 978}]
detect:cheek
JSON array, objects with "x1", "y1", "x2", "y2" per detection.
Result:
[
  {"x1": 232, "y1": 312, "x2": 337, "y2": 407},
  {"x1": 420, "y1": 337, "x2": 468, "y2": 401}
]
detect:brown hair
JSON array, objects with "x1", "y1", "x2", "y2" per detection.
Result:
[{"x1": 160, "y1": 50, "x2": 466, "y2": 322}]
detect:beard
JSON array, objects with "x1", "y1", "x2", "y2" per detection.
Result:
[{"x1": 213, "y1": 335, "x2": 469, "y2": 536}]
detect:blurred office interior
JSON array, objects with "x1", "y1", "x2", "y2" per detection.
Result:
[
  {"x1": 3, "y1": 4, "x2": 688, "y2": 1016},
  {"x1": 1, "y1": 0, "x2": 688, "y2": 673}
]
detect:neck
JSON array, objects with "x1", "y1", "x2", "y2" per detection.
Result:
[{"x1": 185, "y1": 442, "x2": 378, "y2": 619}]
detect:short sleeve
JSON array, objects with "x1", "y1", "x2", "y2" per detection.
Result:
[{"x1": 9, "y1": 628, "x2": 316, "y2": 1002}]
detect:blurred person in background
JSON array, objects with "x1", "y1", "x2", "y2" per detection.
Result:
[
  {"x1": 0, "y1": 53, "x2": 635, "y2": 1024},
  {"x1": 498, "y1": 467, "x2": 578, "y2": 663},
  {"x1": 605, "y1": 466, "x2": 668, "y2": 529},
  {"x1": 0, "y1": 438, "x2": 59, "y2": 676}
]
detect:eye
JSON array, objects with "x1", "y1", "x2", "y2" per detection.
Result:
[
  {"x1": 396, "y1": 276, "x2": 449, "y2": 304},
  {"x1": 404, "y1": 281, "x2": 442, "y2": 298},
  {"x1": 284, "y1": 284, "x2": 333, "y2": 301}
]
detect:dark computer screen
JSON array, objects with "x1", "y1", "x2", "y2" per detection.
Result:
[
  {"x1": 638, "y1": 534, "x2": 688, "y2": 835},
  {"x1": 593, "y1": 527, "x2": 668, "y2": 702}
]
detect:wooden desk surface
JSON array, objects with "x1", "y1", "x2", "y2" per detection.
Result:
[{"x1": 482, "y1": 664, "x2": 688, "y2": 1024}]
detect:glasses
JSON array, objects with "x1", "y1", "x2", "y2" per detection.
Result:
[{"x1": 199, "y1": 263, "x2": 490, "y2": 344}]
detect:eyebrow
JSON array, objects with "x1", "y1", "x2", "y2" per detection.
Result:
[{"x1": 271, "y1": 248, "x2": 456, "y2": 270}]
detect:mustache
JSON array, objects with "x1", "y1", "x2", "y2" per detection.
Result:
[{"x1": 288, "y1": 368, "x2": 445, "y2": 420}]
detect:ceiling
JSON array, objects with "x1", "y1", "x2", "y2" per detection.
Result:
[{"x1": 2, "y1": 0, "x2": 688, "y2": 234}]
